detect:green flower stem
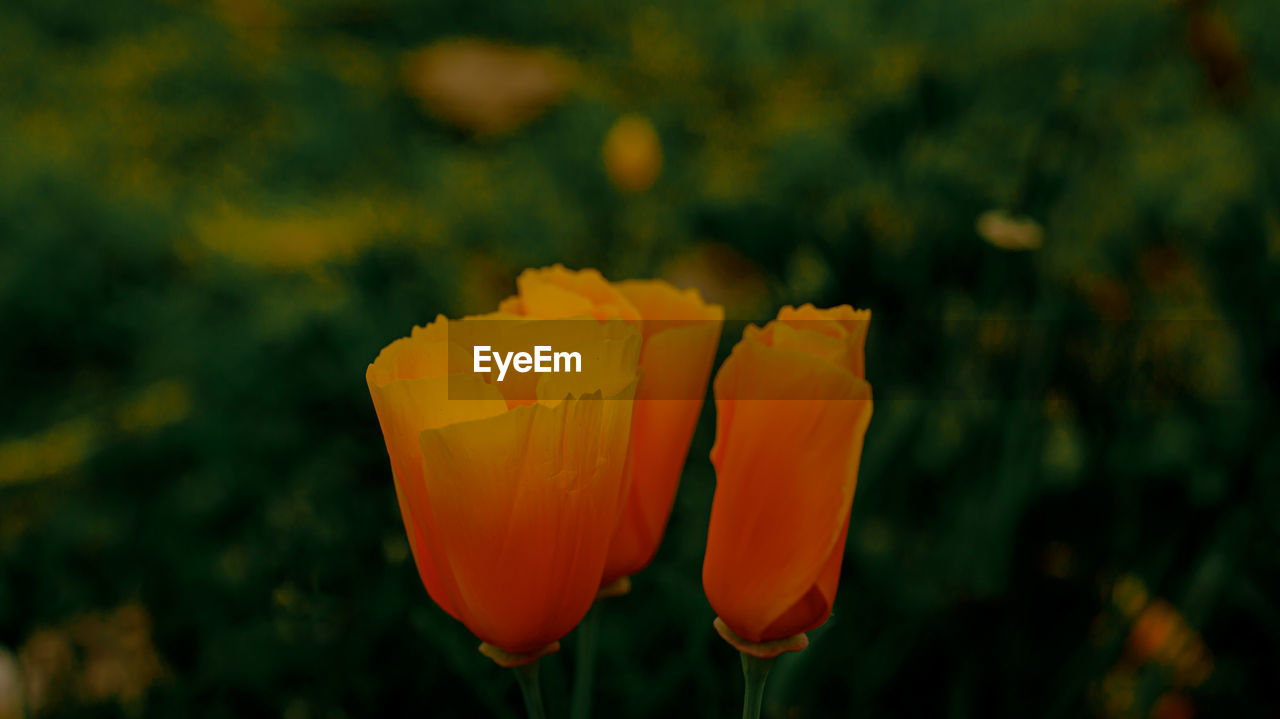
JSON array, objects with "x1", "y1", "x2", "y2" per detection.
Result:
[
  {"x1": 512, "y1": 661, "x2": 546, "y2": 719},
  {"x1": 570, "y1": 602, "x2": 601, "y2": 719},
  {"x1": 740, "y1": 652, "x2": 776, "y2": 719}
]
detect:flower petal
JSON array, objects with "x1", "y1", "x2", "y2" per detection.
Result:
[
  {"x1": 418, "y1": 380, "x2": 636, "y2": 653},
  {"x1": 513, "y1": 265, "x2": 641, "y2": 322},
  {"x1": 367, "y1": 371, "x2": 507, "y2": 617},
  {"x1": 602, "y1": 322, "x2": 720, "y2": 581}
]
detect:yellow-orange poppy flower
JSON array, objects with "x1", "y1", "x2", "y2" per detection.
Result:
[
  {"x1": 500, "y1": 266, "x2": 724, "y2": 586},
  {"x1": 366, "y1": 313, "x2": 640, "y2": 662},
  {"x1": 702, "y1": 305, "x2": 872, "y2": 655}
]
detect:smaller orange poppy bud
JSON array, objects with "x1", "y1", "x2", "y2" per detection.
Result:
[{"x1": 703, "y1": 305, "x2": 873, "y2": 648}]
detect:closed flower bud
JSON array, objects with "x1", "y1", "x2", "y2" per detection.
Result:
[{"x1": 702, "y1": 305, "x2": 873, "y2": 653}]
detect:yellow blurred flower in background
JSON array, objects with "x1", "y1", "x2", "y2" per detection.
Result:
[
  {"x1": 191, "y1": 200, "x2": 397, "y2": 270},
  {"x1": 603, "y1": 114, "x2": 663, "y2": 193},
  {"x1": 0, "y1": 381, "x2": 192, "y2": 489},
  {"x1": 976, "y1": 209, "x2": 1044, "y2": 251},
  {"x1": 0, "y1": 420, "x2": 98, "y2": 488}
]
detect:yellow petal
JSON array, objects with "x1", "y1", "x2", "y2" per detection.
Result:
[
  {"x1": 615, "y1": 279, "x2": 724, "y2": 334},
  {"x1": 366, "y1": 315, "x2": 450, "y2": 386},
  {"x1": 513, "y1": 265, "x2": 641, "y2": 322},
  {"x1": 772, "y1": 305, "x2": 870, "y2": 379}
]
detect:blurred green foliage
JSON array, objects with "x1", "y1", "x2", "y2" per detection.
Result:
[{"x1": 1, "y1": 0, "x2": 1278, "y2": 717}]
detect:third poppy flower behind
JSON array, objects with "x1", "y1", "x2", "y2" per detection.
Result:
[{"x1": 498, "y1": 265, "x2": 724, "y2": 591}]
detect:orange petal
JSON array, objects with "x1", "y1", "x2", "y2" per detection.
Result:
[
  {"x1": 760, "y1": 513, "x2": 850, "y2": 639},
  {"x1": 366, "y1": 315, "x2": 450, "y2": 385},
  {"x1": 602, "y1": 322, "x2": 721, "y2": 582},
  {"x1": 614, "y1": 279, "x2": 724, "y2": 333},
  {"x1": 497, "y1": 294, "x2": 524, "y2": 315},
  {"x1": 774, "y1": 305, "x2": 870, "y2": 378},
  {"x1": 367, "y1": 370, "x2": 507, "y2": 618},
  {"x1": 599, "y1": 280, "x2": 723, "y2": 583},
  {"x1": 390, "y1": 475, "x2": 459, "y2": 620},
  {"x1": 417, "y1": 380, "x2": 636, "y2": 654},
  {"x1": 776, "y1": 303, "x2": 868, "y2": 334}
]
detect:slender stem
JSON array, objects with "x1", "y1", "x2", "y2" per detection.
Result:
[
  {"x1": 570, "y1": 602, "x2": 602, "y2": 719},
  {"x1": 512, "y1": 661, "x2": 546, "y2": 719},
  {"x1": 740, "y1": 652, "x2": 776, "y2": 719}
]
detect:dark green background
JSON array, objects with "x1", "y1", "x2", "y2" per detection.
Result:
[{"x1": 1, "y1": 0, "x2": 1277, "y2": 716}]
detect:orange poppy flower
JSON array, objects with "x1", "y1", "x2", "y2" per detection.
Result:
[
  {"x1": 500, "y1": 266, "x2": 724, "y2": 586},
  {"x1": 702, "y1": 305, "x2": 873, "y2": 654},
  {"x1": 366, "y1": 313, "x2": 640, "y2": 662}
]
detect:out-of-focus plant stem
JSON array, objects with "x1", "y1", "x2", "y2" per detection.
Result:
[
  {"x1": 570, "y1": 602, "x2": 601, "y2": 719},
  {"x1": 513, "y1": 661, "x2": 546, "y2": 719}
]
